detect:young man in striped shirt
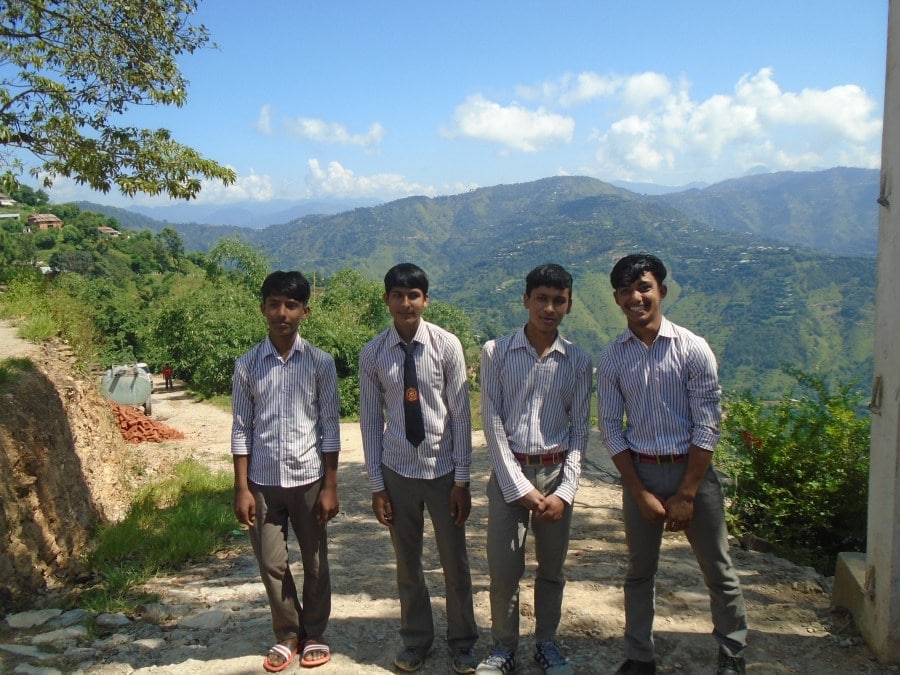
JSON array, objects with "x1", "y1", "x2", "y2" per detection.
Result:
[
  {"x1": 597, "y1": 253, "x2": 747, "y2": 675},
  {"x1": 477, "y1": 263, "x2": 593, "y2": 675},
  {"x1": 232, "y1": 270, "x2": 341, "y2": 672},
  {"x1": 359, "y1": 262, "x2": 479, "y2": 674}
]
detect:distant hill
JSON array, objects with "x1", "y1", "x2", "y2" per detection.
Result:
[
  {"x1": 129, "y1": 197, "x2": 379, "y2": 228},
  {"x1": 73, "y1": 170, "x2": 877, "y2": 399},
  {"x1": 653, "y1": 167, "x2": 878, "y2": 256}
]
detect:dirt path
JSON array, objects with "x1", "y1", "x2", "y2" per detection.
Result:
[{"x1": 0, "y1": 320, "x2": 891, "y2": 673}]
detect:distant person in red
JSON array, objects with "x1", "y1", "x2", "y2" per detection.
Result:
[{"x1": 162, "y1": 365, "x2": 174, "y2": 390}]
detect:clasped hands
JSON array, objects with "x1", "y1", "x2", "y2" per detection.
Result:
[
  {"x1": 518, "y1": 488, "x2": 566, "y2": 523},
  {"x1": 636, "y1": 490, "x2": 694, "y2": 532}
]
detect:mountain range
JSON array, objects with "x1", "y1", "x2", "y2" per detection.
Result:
[{"x1": 77, "y1": 166, "x2": 879, "y2": 399}]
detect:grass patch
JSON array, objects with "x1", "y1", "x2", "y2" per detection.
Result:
[
  {"x1": 0, "y1": 357, "x2": 36, "y2": 394},
  {"x1": 72, "y1": 460, "x2": 240, "y2": 612},
  {"x1": 19, "y1": 311, "x2": 56, "y2": 343}
]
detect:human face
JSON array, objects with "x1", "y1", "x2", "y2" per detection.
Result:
[
  {"x1": 260, "y1": 294, "x2": 309, "y2": 340},
  {"x1": 613, "y1": 271, "x2": 666, "y2": 332},
  {"x1": 524, "y1": 285, "x2": 571, "y2": 337},
  {"x1": 385, "y1": 286, "x2": 429, "y2": 338}
]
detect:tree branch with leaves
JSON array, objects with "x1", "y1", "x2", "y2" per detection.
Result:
[{"x1": 0, "y1": 0, "x2": 235, "y2": 199}]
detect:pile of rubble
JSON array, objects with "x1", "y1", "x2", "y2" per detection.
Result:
[{"x1": 109, "y1": 402, "x2": 185, "y2": 444}]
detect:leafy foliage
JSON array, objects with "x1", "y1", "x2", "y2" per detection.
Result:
[
  {"x1": 78, "y1": 460, "x2": 235, "y2": 611},
  {"x1": 718, "y1": 367, "x2": 870, "y2": 573},
  {"x1": 150, "y1": 281, "x2": 264, "y2": 398},
  {"x1": 0, "y1": 0, "x2": 235, "y2": 198}
]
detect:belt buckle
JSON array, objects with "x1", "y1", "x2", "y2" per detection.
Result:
[{"x1": 526, "y1": 454, "x2": 541, "y2": 466}]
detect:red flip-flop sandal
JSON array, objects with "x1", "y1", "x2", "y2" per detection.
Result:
[
  {"x1": 300, "y1": 639, "x2": 331, "y2": 668},
  {"x1": 263, "y1": 642, "x2": 297, "y2": 673}
]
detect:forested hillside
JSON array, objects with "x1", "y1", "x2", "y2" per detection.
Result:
[
  {"x1": 48, "y1": 169, "x2": 878, "y2": 399},
  {"x1": 654, "y1": 167, "x2": 878, "y2": 257}
]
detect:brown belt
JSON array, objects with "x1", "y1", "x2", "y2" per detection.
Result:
[
  {"x1": 631, "y1": 450, "x2": 688, "y2": 464},
  {"x1": 513, "y1": 451, "x2": 566, "y2": 466}
]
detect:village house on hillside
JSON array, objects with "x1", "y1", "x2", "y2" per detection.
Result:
[
  {"x1": 26, "y1": 213, "x2": 63, "y2": 231},
  {"x1": 0, "y1": 193, "x2": 16, "y2": 207},
  {"x1": 97, "y1": 226, "x2": 121, "y2": 237}
]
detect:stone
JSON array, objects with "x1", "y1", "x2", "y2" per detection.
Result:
[
  {"x1": 177, "y1": 610, "x2": 231, "y2": 630},
  {"x1": 95, "y1": 613, "x2": 131, "y2": 628},
  {"x1": 0, "y1": 643, "x2": 54, "y2": 659},
  {"x1": 30, "y1": 626, "x2": 88, "y2": 645},
  {"x1": 47, "y1": 609, "x2": 90, "y2": 628},
  {"x1": 5, "y1": 609, "x2": 63, "y2": 629}
]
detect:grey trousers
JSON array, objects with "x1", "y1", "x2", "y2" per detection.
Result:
[
  {"x1": 249, "y1": 481, "x2": 330, "y2": 642},
  {"x1": 622, "y1": 460, "x2": 748, "y2": 661},
  {"x1": 485, "y1": 463, "x2": 573, "y2": 651},
  {"x1": 382, "y1": 466, "x2": 478, "y2": 652}
]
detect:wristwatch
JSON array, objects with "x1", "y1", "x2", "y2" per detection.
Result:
[{"x1": 454, "y1": 480, "x2": 470, "y2": 489}]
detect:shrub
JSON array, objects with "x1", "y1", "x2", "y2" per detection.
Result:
[{"x1": 718, "y1": 366, "x2": 870, "y2": 573}]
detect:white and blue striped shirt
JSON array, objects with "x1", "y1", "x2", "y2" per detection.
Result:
[
  {"x1": 359, "y1": 320, "x2": 472, "y2": 493},
  {"x1": 481, "y1": 327, "x2": 593, "y2": 505},
  {"x1": 597, "y1": 316, "x2": 721, "y2": 458},
  {"x1": 231, "y1": 334, "x2": 341, "y2": 487}
]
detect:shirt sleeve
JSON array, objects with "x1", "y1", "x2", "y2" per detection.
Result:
[
  {"x1": 231, "y1": 353, "x2": 253, "y2": 457},
  {"x1": 480, "y1": 340, "x2": 533, "y2": 503},
  {"x1": 317, "y1": 352, "x2": 341, "y2": 454},
  {"x1": 443, "y1": 334, "x2": 472, "y2": 482},
  {"x1": 686, "y1": 337, "x2": 722, "y2": 452},
  {"x1": 597, "y1": 348, "x2": 630, "y2": 457},
  {"x1": 359, "y1": 343, "x2": 386, "y2": 492},
  {"x1": 554, "y1": 350, "x2": 593, "y2": 504}
]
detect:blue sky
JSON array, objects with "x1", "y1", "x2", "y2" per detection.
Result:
[{"x1": 46, "y1": 1, "x2": 888, "y2": 207}]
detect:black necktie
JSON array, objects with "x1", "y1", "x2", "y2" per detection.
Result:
[{"x1": 403, "y1": 342, "x2": 426, "y2": 447}]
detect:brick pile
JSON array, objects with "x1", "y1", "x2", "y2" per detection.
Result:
[{"x1": 109, "y1": 402, "x2": 186, "y2": 444}]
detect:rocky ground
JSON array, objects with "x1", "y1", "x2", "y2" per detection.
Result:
[{"x1": 0, "y1": 321, "x2": 896, "y2": 674}]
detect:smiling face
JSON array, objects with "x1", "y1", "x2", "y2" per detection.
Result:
[
  {"x1": 613, "y1": 270, "x2": 667, "y2": 336},
  {"x1": 261, "y1": 293, "x2": 309, "y2": 343},
  {"x1": 385, "y1": 286, "x2": 429, "y2": 341},
  {"x1": 524, "y1": 284, "x2": 572, "y2": 338}
]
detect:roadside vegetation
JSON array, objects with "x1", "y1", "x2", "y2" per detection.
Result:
[
  {"x1": 72, "y1": 461, "x2": 236, "y2": 612},
  {"x1": 719, "y1": 367, "x2": 870, "y2": 573}
]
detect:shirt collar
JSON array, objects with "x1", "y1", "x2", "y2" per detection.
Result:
[
  {"x1": 263, "y1": 333, "x2": 304, "y2": 359},
  {"x1": 511, "y1": 325, "x2": 568, "y2": 356},
  {"x1": 390, "y1": 320, "x2": 431, "y2": 348},
  {"x1": 617, "y1": 315, "x2": 675, "y2": 344}
]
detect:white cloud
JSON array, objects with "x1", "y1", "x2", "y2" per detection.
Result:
[
  {"x1": 305, "y1": 159, "x2": 436, "y2": 199},
  {"x1": 443, "y1": 95, "x2": 574, "y2": 152},
  {"x1": 735, "y1": 68, "x2": 881, "y2": 143},
  {"x1": 589, "y1": 68, "x2": 881, "y2": 184},
  {"x1": 190, "y1": 169, "x2": 277, "y2": 203},
  {"x1": 256, "y1": 104, "x2": 273, "y2": 135},
  {"x1": 286, "y1": 118, "x2": 385, "y2": 149},
  {"x1": 517, "y1": 72, "x2": 620, "y2": 107},
  {"x1": 621, "y1": 72, "x2": 672, "y2": 109}
]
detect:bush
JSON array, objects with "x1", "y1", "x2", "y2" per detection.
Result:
[{"x1": 718, "y1": 366, "x2": 870, "y2": 573}]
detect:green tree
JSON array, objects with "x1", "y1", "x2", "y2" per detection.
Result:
[
  {"x1": 0, "y1": 0, "x2": 235, "y2": 199},
  {"x1": 304, "y1": 269, "x2": 387, "y2": 417},
  {"x1": 10, "y1": 183, "x2": 48, "y2": 205},
  {"x1": 718, "y1": 367, "x2": 870, "y2": 573},
  {"x1": 206, "y1": 236, "x2": 271, "y2": 292},
  {"x1": 151, "y1": 281, "x2": 263, "y2": 397}
]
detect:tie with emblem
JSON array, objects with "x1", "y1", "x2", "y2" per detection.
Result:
[{"x1": 403, "y1": 342, "x2": 426, "y2": 446}]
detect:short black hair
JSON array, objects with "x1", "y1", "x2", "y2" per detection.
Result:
[
  {"x1": 384, "y1": 263, "x2": 429, "y2": 294},
  {"x1": 260, "y1": 270, "x2": 311, "y2": 304},
  {"x1": 609, "y1": 253, "x2": 667, "y2": 289},
  {"x1": 525, "y1": 263, "x2": 573, "y2": 296}
]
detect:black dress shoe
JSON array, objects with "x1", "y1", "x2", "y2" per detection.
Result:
[
  {"x1": 717, "y1": 651, "x2": 746, "y2": 675},
  {"x1": 615, "y1": 659, "x2": 657, "y2": 675}
]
